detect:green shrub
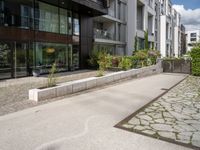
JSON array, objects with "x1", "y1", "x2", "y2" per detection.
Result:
[
  {"x1": 118, "y1": 57, "x2": 132, "y2": 70},
  {"x1": 190, "y1": 46, "x2": 200, "y2": 76},
  {"x1": 111, "y1": 56, "x2": 121, "y2": 67},
  {"x1": 134, "y1": 50, "x2": 148, "y2": 67},
  {"x1": 88, "y1": 49, "x2": 108, "y2": 68},
  {"x1": 147, "y1": 50, "x2": 161, "y2": 65},
  {"x1": 97, "y1": 54, "x2": 112, "y2": 76}
]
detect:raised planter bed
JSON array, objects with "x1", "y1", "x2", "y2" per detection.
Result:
[{"x1": 29, "y1": 62, "x2": 163, "y2": 102}]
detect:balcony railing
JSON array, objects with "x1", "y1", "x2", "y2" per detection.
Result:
[
  {"x1": 90, "y1": 0, "x2": 110, "y2": 8},
  {"x1": 94, "y1": 28, "x2": 114, "y2": 40}
]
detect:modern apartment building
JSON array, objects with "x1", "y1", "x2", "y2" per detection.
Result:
[
  {"x1": 93, "y1": 0, "x2": 127, "y2": 55},
  {"x1": 134, "y1": 0, "x2": 158, "y2": 50},
  {"x1": 0, "y1": 0, "x2": 108, "y2": 79},
  {"x1": 160, "y1": 0, "x2": 173, "y2": 57},
  {"x1": 172, "y1": 9, "x2": 181, "y2": 57},
  {"x1": 186, "y1": 30, "x2": 200, "y2": 52},
  {"x1": 127, "y1": 0, "x2": 161, "y2": 55},
  {"x1": 0, "y1": 0, "x2": 184, "y2": 80},
  {"x1": 93, "y1": 0, "x2": 161, "y2": 56}
]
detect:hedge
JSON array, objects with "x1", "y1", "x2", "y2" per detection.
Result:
[{"x1": 190, "y1": 46, "x2": 200, "y2": 76}]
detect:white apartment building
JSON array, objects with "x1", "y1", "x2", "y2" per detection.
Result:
[
  {"x1": 93, "y1": 0, "x2": 127, "y2": 55},
  {"x1": 160, "y1": 0, "x2": 173, "y2": 57},
  {"x1": 186, "y1": 30, "x2": 200, "y2": 51},
  {"x1": 127, "y1": 0, "x2": 160, "y2": 54},
  {"x1": 172, "y1": 9, "x2": 181, "y2": 57},
  {"x1": 93, "y1": 0, "x2": 182, "y2": 57}
]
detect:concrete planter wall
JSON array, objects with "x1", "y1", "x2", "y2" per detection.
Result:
[{"x1": 29, "y1": 63, "x2": 163, "y2": 102}]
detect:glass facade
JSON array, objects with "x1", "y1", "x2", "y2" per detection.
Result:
[{"x1": 0, "y1": 0, "x2": 80, "y2": 79}]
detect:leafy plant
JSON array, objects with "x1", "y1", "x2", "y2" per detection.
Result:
[
  {"x1": 148, "y1": 50, "x2": 161, "y2": 65},
  {"x1": 97, "y1": 54, "x2": 112, "y2": 77},
  {"x1": 190, "y1": 46, "x2": 200, "y2": 76},
  {"x1": 118, "y1": 57, "x2": 132, "y2": 70},
  {"x1": 88, "y1": 49, "x2": 109, "y2": 68},
  {"x1": 47, "y1": 63, "x2": 57, "y2": 87},
  {"x1": 112, "y1": 56, "x2": 121, "y2": 67},
  {"x1": 134, "y1": 50, "x2": 148, "y2": 67}
]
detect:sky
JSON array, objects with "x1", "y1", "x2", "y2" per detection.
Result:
[{"x1": 172, "y1": 0, "x2": 200, "y2": 31}]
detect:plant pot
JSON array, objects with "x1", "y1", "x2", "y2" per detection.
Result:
[{"x1": 32, "y1": 70, "x2": 40, "y2": 77}]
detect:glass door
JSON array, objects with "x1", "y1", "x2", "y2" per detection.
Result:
[{"x1": 0, "y1": 42, "x2": 12, "y2": 79}]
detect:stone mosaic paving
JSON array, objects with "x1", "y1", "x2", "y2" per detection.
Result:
[{"x1": 118, "y1": 76, "x2": 200, "y2": 149}]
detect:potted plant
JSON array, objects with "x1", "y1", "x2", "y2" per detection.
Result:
[{"x1": 32, "y1": 68, "x2": 41, "y2": 77}]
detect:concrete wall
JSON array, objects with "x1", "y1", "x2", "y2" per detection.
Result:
[
  {"x1": 29, "y1": 63, "x2": 163, "y2": 102},
  {"x1": 127, "y1": 0, "x2": 137, "y2": 55},
  {"x1": 160, "y1": 16, "x2": 167, "y2": 57}
]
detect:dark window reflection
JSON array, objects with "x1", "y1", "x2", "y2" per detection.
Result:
[
  {"x1": 73, "y1": 13, "x2": 80, "y2": 36},
  {"x1": 0, "y1": 0, "x2": 73, "y2": 35}
]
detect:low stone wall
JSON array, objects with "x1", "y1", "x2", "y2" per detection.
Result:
[
  {"x1": 29, "y1": 63, "x2": 163, "y2": 102},
  {"x1": 162, "y1": 59, "x2": 191, "y2": 74}
]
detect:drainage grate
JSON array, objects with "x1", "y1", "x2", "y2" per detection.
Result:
[{"x1": 160, "y1": 88, "x2": 169, "y2": 91}]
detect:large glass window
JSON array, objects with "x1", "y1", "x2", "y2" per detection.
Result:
[
  {"x1": 20, "y1": 5, "x2": 34, "y2": 29},
  {"x1": 0, "y1": 0, "x2": 73, "y2": 35},
  {"x1": 35, "y1": 1, "x2": 59, "y2": 33},
  {"x1": 73, "y1": 13, "x2": 80, "y2": 36},
  {"x1": 35, "y1": 42, "x2": 70, "y2": 73},
  {"x1": 0, "y1": 0, "x2": 79, "y2": 79}
]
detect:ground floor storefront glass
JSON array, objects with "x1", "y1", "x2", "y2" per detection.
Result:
[{"x1": 0, "y1": 42, "x2": 79, "y2": 79}]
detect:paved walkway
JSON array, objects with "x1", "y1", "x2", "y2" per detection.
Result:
[
  {"x1": 0, "y1": 73, "x2": 191, "y2": 150},
  {"x1": 117, "y1": 76, "x2": 200, "y2": 149},
  {"x1": 0, "y1": 70, "x2": 99, "y2": 109}
]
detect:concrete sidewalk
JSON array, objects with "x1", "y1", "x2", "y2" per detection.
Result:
[{"x1": 0, "y1": 73, "x2": 191, "y2": 150}]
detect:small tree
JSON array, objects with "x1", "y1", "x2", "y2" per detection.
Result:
[
  {"x1": 47, "y1": 63, "x2": 57, "y2": 87},
  {"x1": 144, "y1": 30, "x2": 149, "y2": 50}
]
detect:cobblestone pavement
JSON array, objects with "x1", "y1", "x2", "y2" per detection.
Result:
[
  {"x1": 118, "y1": 76, "x2": 200, "y2": 149},
  {"x1": 0, "y1": 70, "x2": 101, "y2": 115}
]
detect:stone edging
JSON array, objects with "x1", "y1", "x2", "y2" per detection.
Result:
[{"x1": 29, "y1": 63, "x2": 163, "y2": 102}]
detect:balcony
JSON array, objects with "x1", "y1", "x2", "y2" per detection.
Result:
[
  {"x1": 94, "y1": 28, "x2": 114, "y2": 40},
  {"x1": 72, "y1": 0, "x2": 108, "y2": 16}
]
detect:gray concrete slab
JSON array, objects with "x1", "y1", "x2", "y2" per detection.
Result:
[{"x1": 0, "y1": 73, "x2": 192, "y2": 150}]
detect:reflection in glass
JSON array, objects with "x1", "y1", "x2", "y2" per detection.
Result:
[
  {"x1": 35, "y1": 42, "x2": 69, "y2": 73},
  {"x1": 15, "y1": 43, "x2": 28, "y2": 77},
  {"x1": 73, "y1": 13, "x2": 80, "y2": 36},
  {"x1": 0, "y1": 42, "x2": 12, "y2": 79},
  {"x1": 35, "y1": 1, "x2": 59, "y2": 33},
  {"x1": 72, "y1": 45, "x2": 79, "y2": 70}
]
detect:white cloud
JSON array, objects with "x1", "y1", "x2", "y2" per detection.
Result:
[{"x1": 173, "y1": 5, "x2": 200, "y2": 31}]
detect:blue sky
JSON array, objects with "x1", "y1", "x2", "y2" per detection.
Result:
[
  {"x1": 172, "y1": 0, "x2": 200, "y2": 9},
  {"x1": 172, "y1": 0, "x2": 200, "y2": 30}
]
